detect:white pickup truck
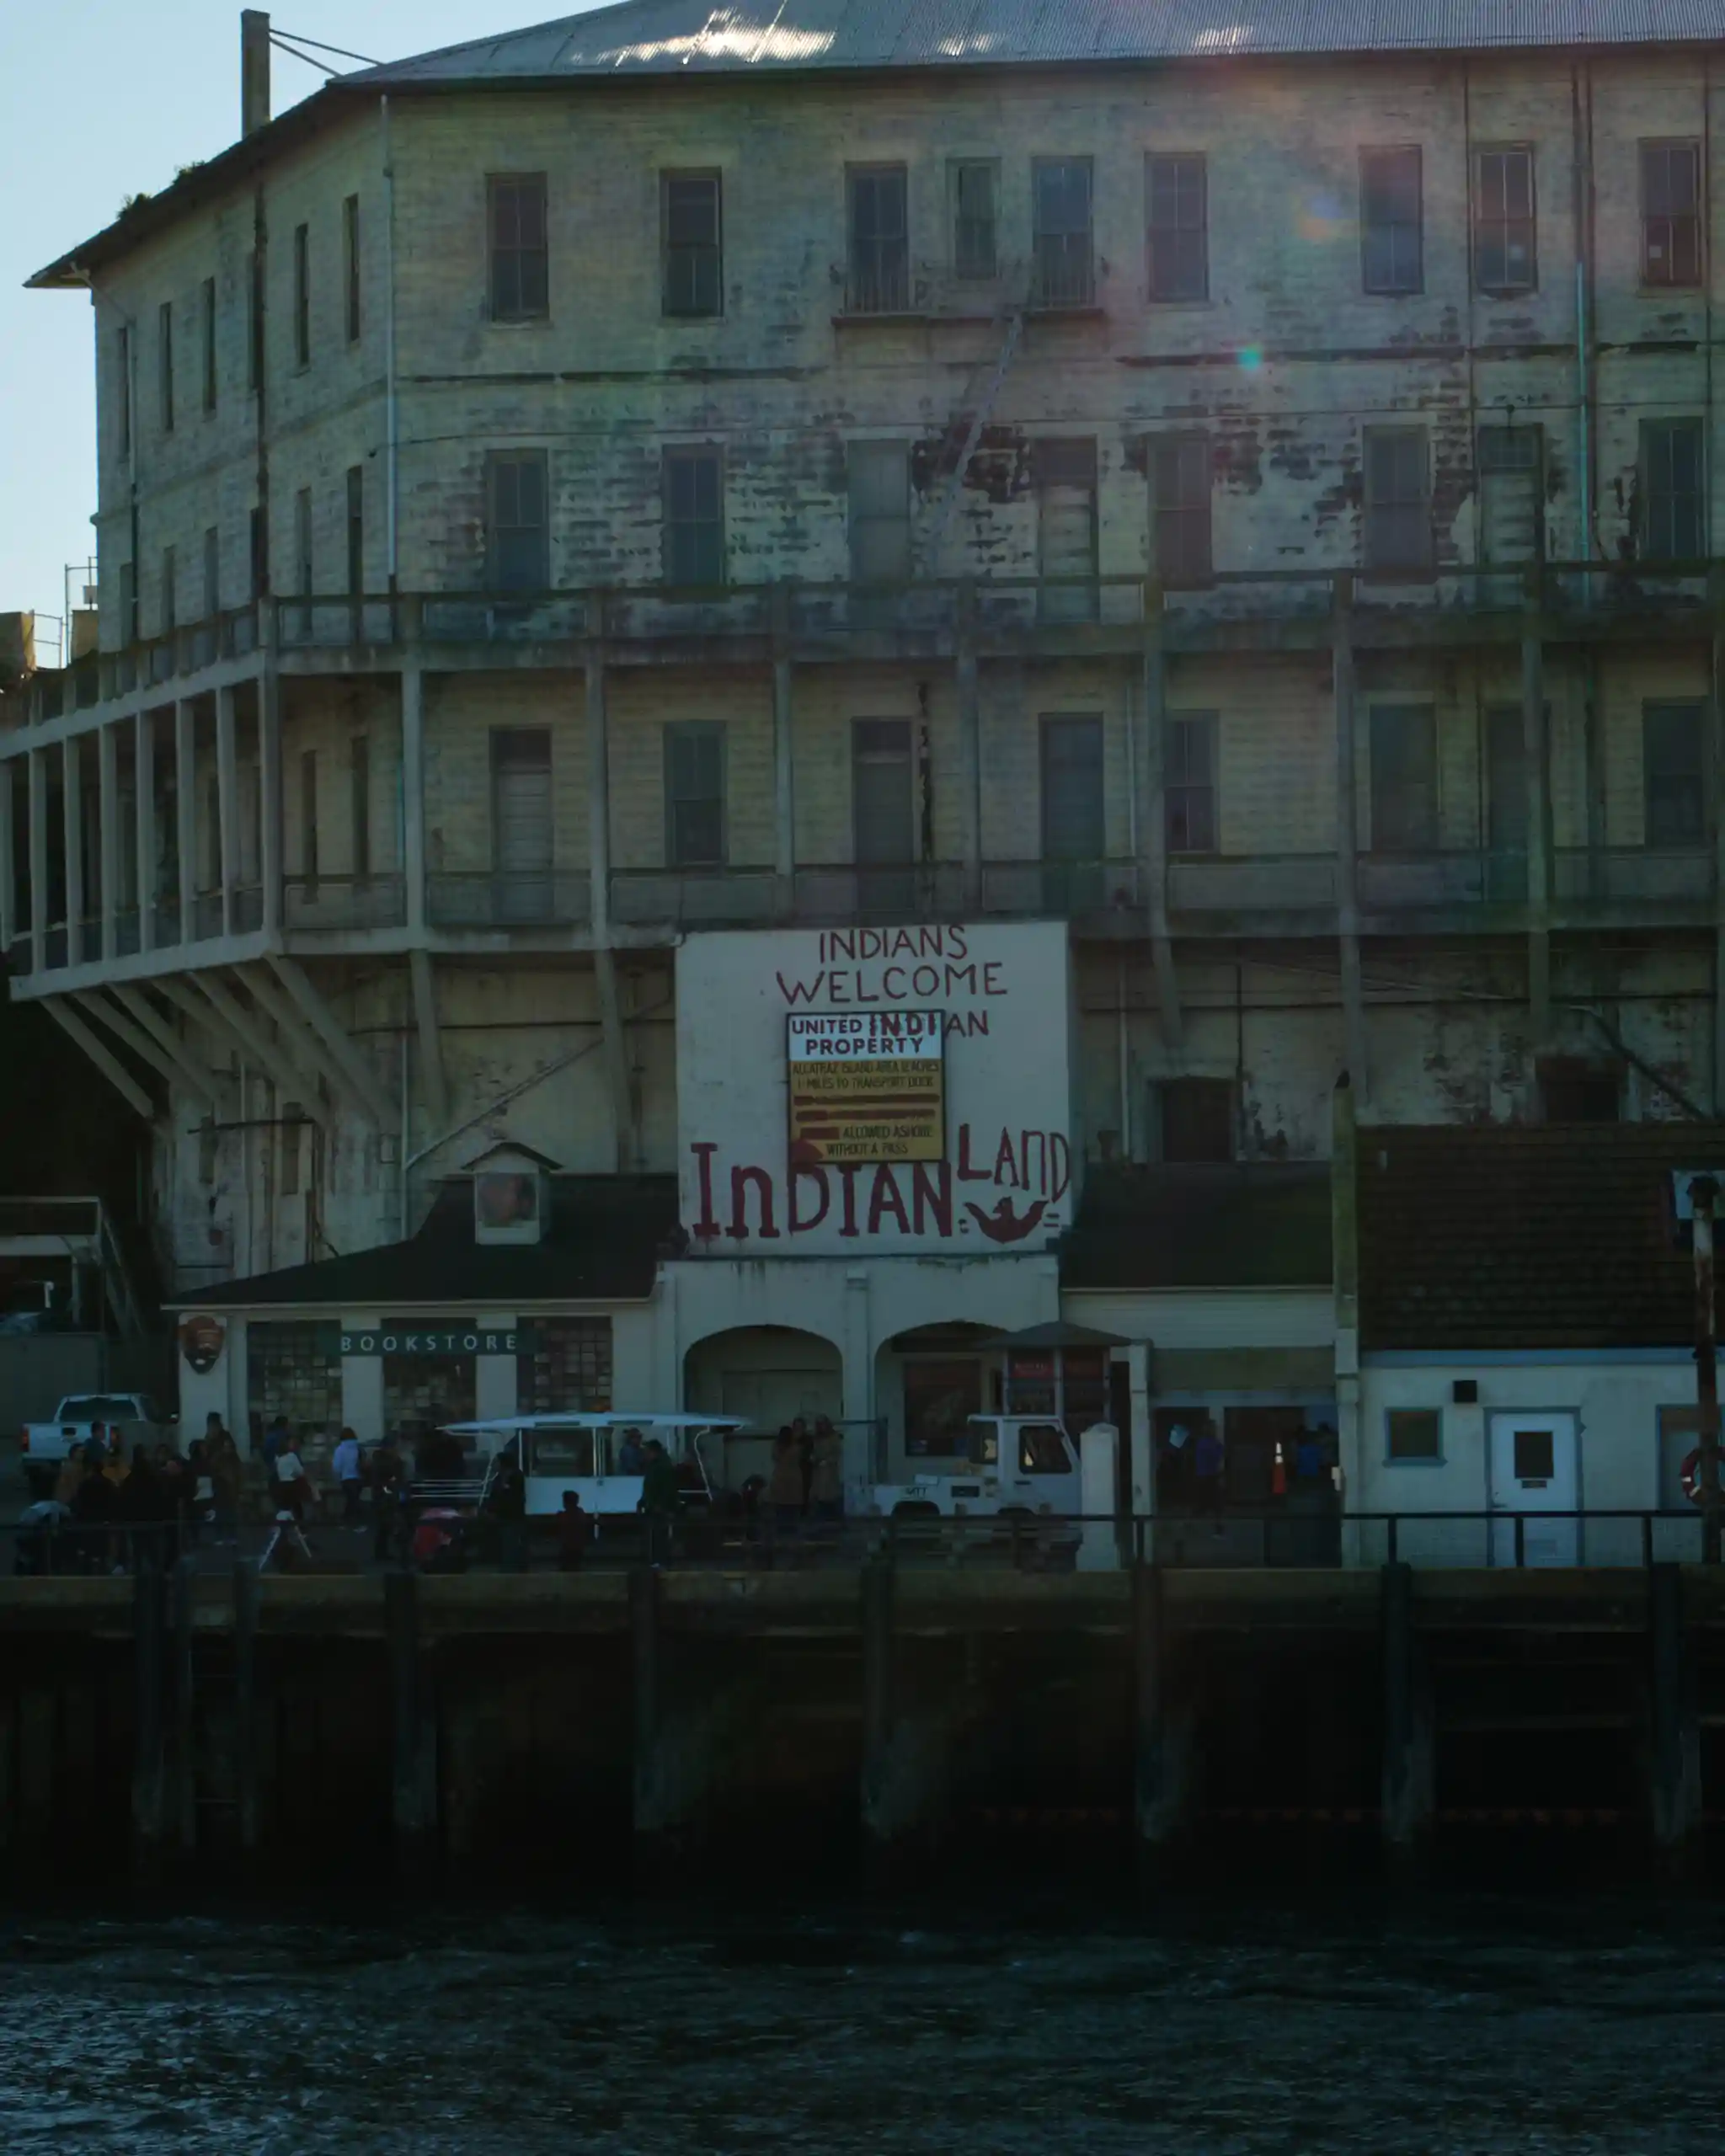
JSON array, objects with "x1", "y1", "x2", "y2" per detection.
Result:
[
  {"x1": 20, "y1": 1391, "x2": 176, "y2": 1495},
  {"x1": 871, "y1": 1415, "x2": 1083, "y2": 1522}
]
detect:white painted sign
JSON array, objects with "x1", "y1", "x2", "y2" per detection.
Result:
[{"x1": 677, "y1": 922, "x2": 1074, "y2": 1256}]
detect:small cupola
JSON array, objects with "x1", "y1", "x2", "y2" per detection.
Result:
[{"x1": 463, "y1": 1140, "x2": 561, "y2": 1247}]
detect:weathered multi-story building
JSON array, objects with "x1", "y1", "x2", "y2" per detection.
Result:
[{"x1": 9, "y1": 3, "x2": 1725, "y2": 1511}]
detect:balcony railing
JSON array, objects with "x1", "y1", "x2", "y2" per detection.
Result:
[
  {"x1": 426, "y1": 871, "x2": 591, "y2": 929},
  {"x1": 283, "y1": 874, "x2": 408, "y2": 931},
  {"x1": 610, "y1": 867, "x2": 777, "y2": 927}
]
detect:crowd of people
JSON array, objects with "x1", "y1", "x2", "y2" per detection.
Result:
[
  {"x1": 17, "y1": 1412, "x2": 246, "y2": 1572},
  {"x1": 763, "y1": 1416, "x2": 846, "y2": 1536}
]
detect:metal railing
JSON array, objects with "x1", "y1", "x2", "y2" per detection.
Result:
[
  {"x1": 425, "y1": 870, "x2": 590, "y2": 929},
  {"x1": 283, "y1": 873, "x2": 408, "y2": 931}
]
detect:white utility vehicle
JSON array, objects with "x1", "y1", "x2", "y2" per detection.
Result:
[
  {"x1": 442, "y1": 1412, "x2": 745, "y2": 1518},
  {"x1": 20, "y1": 1391, "x2": 176, "y2": 1496},
  {"x1": 870, "y1": 1415, "x2": 1082, "y2": 1522}
]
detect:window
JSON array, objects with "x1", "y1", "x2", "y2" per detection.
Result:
[
  {"x1": 1360, "y1": 146, "x2": 1423, "y2": 294},
  {"x1": 343, "y1": 193, "x2": 360, "y2": 343},
  {"x1": 1363, "y1": 426, "x2": 1431, "y2": 573},
  {"x1": 292, "y1": 222, "x2": 309, "y2": 367},
  {"x1": 1643, "y1": 702, "x2": 1705, "y2": 848},
  {"x1": 293, "y1": 487, "x2": 313, "y2": 602},
  {"x1": 1477, "y1": 426, "x2": 1542, "y2": 565},
  {"x1": 848, "y1": 441, "x2": 911, "y2": 587},
  {"x1": 1033, "y1": 157, "x2": 1094, "y2": 307},
  {"x1": 1512, "y1": 1427, "x2": 1555, "y2": 1481},
  {"x1": 1386, "y1": 1410, "x2": 1441, "y2": 1463},
  {"x1": 847, "y1": 165, "x2": 909, "y2": 314},
  {"x1": 1642, "y1": 419, "x2": 1705, "y2": 560},
  {"x1": 519, "y1": 1318, "x2": 613, "y2": 1414},
  {"x1": 662, "y1": 172, "x2": 722, "y2": 317},
  {"x1": 248, "y1": 504, "x2": 267, "y2": 600},
  {"x1": 1642, "y1": 141, "x2": 1702, "y2": 287},
  {"x1": 1035, "y1": 436, "x2": 1097, "y2": 623},
  {"x1": 1538, "y1": 1057, "x2": 1621, "y2": 1123},
  {"x1": 118, "y1": 560, "x2": 137, "y2": 646},
  {"x1": 1370, "y1": 704, "x2": 1439, "y2": 851},
  {"x1": 1474, "y1": 147, "x2": 1535, "y2": 293},
  {"x1": 1040, "y1": 716, "x2": 1104, "y2": 862},
  {"x1": 158, "y1": 300, "x2": 174, "y2": 431},
  {"x1": 905, "y1": 1361, "x2": 983, "y2": 1455},
  {"x1": 952, "y1": 159, "x2": 997, "y2": 280},
  {"x1": 345, "y1": 465, "x2": 364, "y2": 595},
  {"x1": 485, "y1": 450, "x2": 549, "y2": 592},
  {"x1": 1151, "y1": 435, "x2": 1211, "y2": 585},
  {"x1": 202, "y1": 525, "x2": 220, "y2": 620},
  {"x1": 1019, "y1": 1424, "x2": 1071, "y2": 1476},
  {"x1": 201, "y1": 275, "x2": 218, "y2": 411},
  {"x1": 299, "y1": 749, "x2": 318, "y2": 894},
  {"x1": 1157, "y1": 1076, "x2": 1234, "y2": 1163},
  {"x1": 246, "y1": 249, "x2": 262, "y2": 391},
  {"x1": 488, "y1": 174, "x2": 549, "y2": 321},
  {"x1": 492, "y1": 729, "x2": 554, "y2": 919},
  {"x1": 663, "y1": 446, "x2": 724, "y2": 586},
  {"x1": 1146, "y1": 153, "x2": 1208, "y2": 302},
  {"x1": 1166, "y1": 714, "x2": 1218, "y2": 854},
  {"x1": 116, "y1": 326, "x2": 131, "y2": 459},
  {"x1": 160, "y1": 546, "x2": 176, "y2": 635},
  {"x1": 351, "y1": 734, "x2": 371, "y2": 883},
  {"x1": 665, "y1": 722, "x2": 725, "y2": 867},
  {"x1": 852, "y1": 719, "x2": 916, "y2": 869}
]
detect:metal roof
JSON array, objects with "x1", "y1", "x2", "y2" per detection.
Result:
[{"x1": 350, "y1": 0, "x2": 1725, "y2": 84}]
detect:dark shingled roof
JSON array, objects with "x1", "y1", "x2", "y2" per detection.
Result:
[
  {"x1": 1062, "y1": 1165, "x2": 1332, "y2": 1290},
  {"x1": 1359, "y1": 1123, "x2": 1725, "y2": 1351},
  {"x1": 172, "y1": 1176, "x2": 677, "y2": 1310}
]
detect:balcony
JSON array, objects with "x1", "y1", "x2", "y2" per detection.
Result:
[
  {"x1": 425, "y1": 872, "x2": 591, "y2": 930},
  {"x1": 610, "y1": 867, "x2": 777, "y2": 928},
  {"x1": 283, "y1": 875, "x2": 409, "y2": 933}
]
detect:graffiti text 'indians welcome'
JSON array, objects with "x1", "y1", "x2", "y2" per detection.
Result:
[{"x1": 778, "y1": 928, "x2": 1008, "y2": 1016}]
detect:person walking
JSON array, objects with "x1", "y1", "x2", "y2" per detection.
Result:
[
  {"x1": 1194, "y1": 1420, "x2": 1226, "y2": 1535},
  {"x1": 555, "y1": 1490, "x2": 592, "y2": 1572},
  {"x1": 332, "y1": 1427, "x2": 365, "y2": 1529},
  {"x1": 368, "y1": 1435, "x2": 406, "y2": 1564},
  {"x1": 767, "y1": 1428, "x2": 804, "y2": 1549},
  {"x1": 207, "y1": 1428, "x2": 243, "y2": 1545},
  {"x1": 639, "y1": 1437, "x2": 681, "y2": 1566},
  {"x1": 809, "y1": 1417, "x2": 845, "y2": 1539},
  {"x1": 489, "y1": 1444, "x2": 529, "y2": 1572}
]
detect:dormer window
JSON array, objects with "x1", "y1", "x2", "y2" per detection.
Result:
[{"x1": 465, "y1": 1140, "x2": 560, "y2": 1247}]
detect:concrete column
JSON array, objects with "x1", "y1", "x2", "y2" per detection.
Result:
[
  {"x1": 1132, "y1": 1558, "x2": 1190, "y2": 1857},
  {"x1": 28, "y1": 746, "x2": 47, "y2": 974},
  {"x1": 216, "y1": 685, "x2": 238, "y2": 937},
  {"x1": 1380, "y1": 1561, "x2": 1434, "y2": 1855},
  {"x1": 1649, "y1": 1561, "x2": 1702, "y2": 1869},
  {"x1": 98, "y1": 725, "x2": 120, "y2": 958},
  {"x1": 258, "y1": 654, "x2": 283, "y2": 937},
  {"x1": 1332, "y1": 576, "x2": 1367, "y2": 1098},
  {"x1": 1140, "y1": 583, "x2": 1182, "y2": 1049},
  {"x1": 1522, "y1": 602, "x2": 1551, "y2": 1045},
  {"x1": 61, "y1": 737, "x2": 84, "y2": 966},
  {"x1": 771, "y1": 582, "x2": 795, "y2": 915},
  {"x1": 475, "y1": 1315, "x2": 517, "y2": 1422},
  {"x1": 956, "y1": 580, "x2": 981, "y2": 911},
  {"x1": 175, "y1": 699, "x2": 195, "y2": 944},
  {"x1": 401, "y1": 648, "x2": 425, "y2": 936},
  {"x1": 0, "y1": 757, "x2": 13, "y2": 959},
  {"x1": 841, "y1": 1268, "x2": 874, "y2": 1490},
  {"x1": 135, "y1": 711, "x2": 157, "y2": 953}
]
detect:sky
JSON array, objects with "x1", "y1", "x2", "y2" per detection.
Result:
[{"x1": 0, "y1": 1, "x2": 614, "y2": 658}]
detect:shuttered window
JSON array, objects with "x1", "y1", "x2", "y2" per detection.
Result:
[
  {"x1": 852, "y1": 720, "x2": 915, "y2": 866},
  {"x1": 1369, "y1": 704, "x2": 1439, "y2": 852},
  {"x1": 486, "y1": 451, "x2": 549, "y2": 591},
  {"x1": 1040, "y1": 717, "x2": 1104, "y2": 862},
  {"x1": 1363, "y1": 426, "x2": 1431, "y2": 573},
  {"x1": 663, "y1": 446, "x2": 724, "y2": 586},
  {"x1": 1478, "y1": 426, "x2": 1541, "y2": 564},
  {"x1": 1642, "y1": 419, "x2": 1705, "y2": 560},
  {"x1": 665, "y1": 723, "x2": 725, "y2": 867},
  {"x1": 1036, "y1": 437, "x2": 1098, "y2": 622},
  {"x1": 491, "y1": 729, "x2": 553, "y2": 917}
]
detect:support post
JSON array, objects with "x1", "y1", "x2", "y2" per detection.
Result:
[
  {"x1": 1522, "y1": 585, "x2": 1551, "y2": 1045},
  {"x1": 61, "y1": 736, "x2": 84, "y2": 965},
  {"x1": 772, "y1": 581, "x2": 796, "y2": 916},
  {"x1": 409, "y1": 947, "x2": 447, "y2": 1129},
  {"x1": 131, "y1": 1561, "x2": 168, "y2": 1856},
  {"x1": 110, "y1": 983, "x2": 222, "y2": 1108},
  {"x1": 174, "y1": 698, "x2": 195, "y2": 944},
  {"x1": 1381, "y1": 1560, "x2": 1434, "y2": 1855},
  {"x1": 860, "y1": 1553, "x2": 896, "y2": 1846},
  {"x1": 28, "y1": 745, "x2": 47, "y2": 974},
  {"x1": 1690, "y1": 1174, "x2": 1722, "y2": 1566},
  {"x1": 1332, "y1": 576, "x2": 1367, "y2": 1099},
  {"x1": 630, "y1": 1561, "x2": 661, "y2": 1841},
  {"x1": 1648, "y1": 1561, "x2": 1703, "y2": 1867},
  {"x1": 1132, "y1": 1557, "x2": 1188, "y2": 1855},
  {"x1": 0, "y1": 756, "x2": 13, "y2": 960},
  {"x1": 400, "y1": 643, "x2": 425, "y2": 936},
  {"x1": 264, "y1": 954, "x2": 397, "y2": 1126},
  {"x1": 40, "y1": 996, "x2": 153, "y2": 1119},
  {"x1": 386, "y1": 1570, "x2": 435, "y2": 1865},
  {"x1": 1140, "y1": 581, "x2": 1183, "y2": 1049},
  {"x1": 216, "y1": 684, "x2": 238, "y2": 937},
  {"x1": 258, "y1": 641, "x2": 282, "y2": 937},
  {"x1": 956, "y1": 580, "x2": 981, "y2": 913},
  {"x1": 98, "y1": 723, "x2": 120, "y2": 958},
  {"x1": 586, "y1": 630, "x2": 634, "y2": 1171},
  {"x1": 136, "y1": 710, "x2": 157, "y2": 953},
  {"x1": 232, "y1": 1558, "x2": 259, "y2": 1853}
]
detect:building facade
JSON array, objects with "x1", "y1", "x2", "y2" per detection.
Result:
[{"x1": 8, "y1": 3, "x2": 1725, "y2": 1484}]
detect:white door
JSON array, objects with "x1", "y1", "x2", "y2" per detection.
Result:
[{"x1": 1488, "y1": 1413, "x2": 1579, "y2": 1566}]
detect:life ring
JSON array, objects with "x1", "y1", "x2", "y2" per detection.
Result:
[{"x1": 1680, "y1": 1447, "x2": 1722, "y2": 1505}]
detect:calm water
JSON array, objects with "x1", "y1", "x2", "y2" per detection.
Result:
[{"x1": 3, "y1": 1897, "x2": 1723, "y2": 2152}]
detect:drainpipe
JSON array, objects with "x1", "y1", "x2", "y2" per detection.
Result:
[
  {"x1": 1691, "y1": 1176, "x2": 1722, "y2": 1565},
  {"x1": 1331, "y1": 1075, "x2": 1362, "y2": 1563}
]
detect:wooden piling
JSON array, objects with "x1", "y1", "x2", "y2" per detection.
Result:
[
  {"x1": 860, "y1": 1554, "x2": 896, "y2": 1844},
  {"x1": 173, "y1": 1556, "x2": 196, "y2": 1852},
  {"x1": 630, "y1": 1564, "x2": 661, "y2": 1838},
  {"x1": 386, "y1": 1570, "x2": 435, "y2": 1864},
  {"x1": 1133, "y1": 1558, "x2": 1190, "y2": 1854},
  {"x1": 131, "y1": 1563, "x2": 168, "y2": 1854},
  {"x1": 1648, "y1": 1562, "x2": 1703, "y2": 1870},
  {"x1": 232, "y1": 1560, "x2": 259, "y2": 1853},
  {"x1": 1381, "y1": 1561, "x2": 1434, "y2": 1854}
]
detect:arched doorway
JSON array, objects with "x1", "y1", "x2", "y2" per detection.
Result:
[
  {"x1": 878, "y1": 1321, "x2": 1001, "y2": 1466},
  {"x1": 684, "y1": 1324, "x2": 843, "y2": 1490}
]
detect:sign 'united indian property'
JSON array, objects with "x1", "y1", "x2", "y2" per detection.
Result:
[{"x1": 786, "y1": 1011, "x2": 945, "y2": 1165}]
